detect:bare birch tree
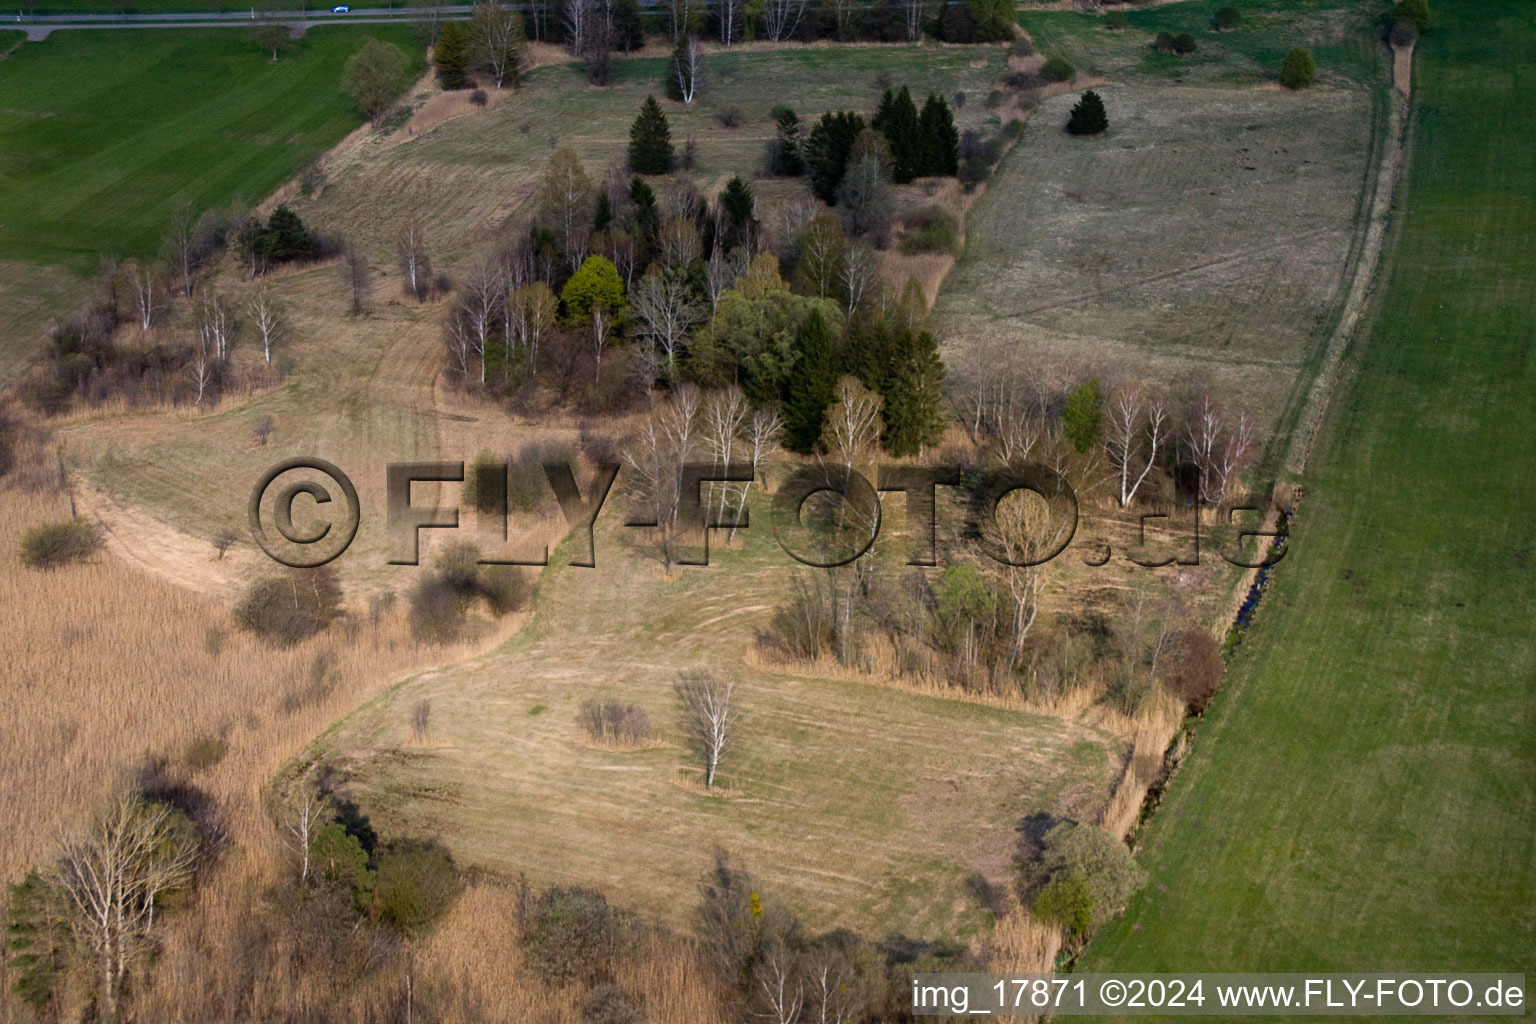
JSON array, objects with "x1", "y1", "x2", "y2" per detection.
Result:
[
  {"x1": 1104, "y1": 381, "x2": 1169, "y2": 506},
  {"x1": 561, "y1": 0, "x2": 591, "y2": 55},
  {"x1": 247, "y1": 286, "x2": 285, "y2": 366},
  {"x1": 457, "y1": 259, "x2": 506, "y2": 386},
  {"x1": 702, "y1": 385, "x2": 748, "y2": 530},
  {"x1": 670, "y1": 35, "x2": 705, "y2": 103},
  {"x1": 901, "y1": 0, "x2": 928, "y2": 41},
  {"x1": 630, "y1": 265, "x2": 701, "y2": 384},
  {"x1": 676, "y1": 667, "x2": 741, "y2": 788},
  {"x1": 763, "y1": 0, "x2": 809, "y2": 41},
  {"x1": 396, "y1": 218, "x2": 432, "y2": 301},
  {"x1": 53, "y1": 795, "x2": 200, "y2": 1023},
  {"x1": 124, "y1": 259, "x2": 161, "y2": 332},
  {"x1": 280, "y1": 791, "x2": 326, "y2": 886},
  {"x1": 469, "y1": 0, "x2": 525, "y2": 88},
  {"x1": 754, "y1": 939, "x2": 805, "y2": 1023}
]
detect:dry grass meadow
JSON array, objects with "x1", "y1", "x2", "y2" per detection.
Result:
[
  {"x1": 938, "y1": 82, "x2": 1378, "y2": 432},
  {"x1": 299, "y1": 505, "x2": 1131, "y2": 940}
]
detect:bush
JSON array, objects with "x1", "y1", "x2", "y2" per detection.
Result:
[
  {"x1": 310, "y1": 822, "x2": 373, "y2": 899},
  {"x1": 1032, "y1": 868, "x2": 1093, "y2": 937},
  {"x1": 1214, "y1": 5, "x2": 1241, "y2": 29},
  {"x1": 899, "y1": 206, "x2": 960, "y2": 254},
  {"x1": 1039, "y1": 57, "x2": 1074, "y2": 82},
  {"x1": 1279, "y1": 46, "x2": 1316, "y2": 89},
  {"x1": 1062, "y1": 378, "x2": 1104, "y2": 449},
  {"x1": 1010, "y1": 36, "x2": 1034, "y2": 57},
  {"x1": 371, "y1": 841, "x2": 459, "y2": 935},
  {"x1": 1065, "y1": 90, "x2": 1109, "y2": 137},
  {"x1": 183, "y1": 735, "x2": 228, "y2": 771},
  {"x1": 234, "y1": 567, "x2": 344, "y2": 646},
  {"x1": 715, "y1": 105, "x2": 743, "y2": 128},
  {"x1": 1167, "y1": 629, "x2": 1224, "y2": 712},
  {"x1": 1155, "y1": 29, "x2": 1175, "y2": 51},
  {"x1": 408, "y1": 542, "x2": 530, "y2": 643},
  {"x1": 1388, "y1": 17, "x2": 1418, "y2": 47},
  {"x1": 1394, "y1": 0, "x2": 1430, "y2": 32},
  {"x1": 522, "y1": 886, "x2": 622, "y2": 985},
  {"x1": 19, "y1": 517, "x2": 101, "y2": 569},
  {"x1": 467, "y1": 449, "x2": 505, "y2": 515},
  {"x1": 1020, "y1": 822, "x2": 1146, "y2": 932},
  {"x1": 469, "y1": 88, "x2": 489, "y2": 106},
  {"x1": 584, "y1": 983, "x2": 648, "y2": 1024},
  {"x1": 1172, "y1": 32, "x2": 1197, "y2": 54},
  {"x1": 1106, "y1": 11, "x2": 1127, "y2": 30},
  {"x1": 579, "y1": 700, "x2": 653, "y2": 746}
]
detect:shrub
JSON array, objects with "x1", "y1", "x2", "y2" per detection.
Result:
[
  {"x1": 408, "y1": 542, "x2": 530, "y2": 643},
  {"x1": 183, "y1": 735, "x2": 228, "y2": 771},
  {"x1": 1020, "y1": 822, "x2": 1146, "y2": 932},
  {"x1": 1172, "y1": 32, "x2": 1197, "y2": 54},
  {"x1": 584, "y1": 983, "x2": 647, "y2": 1024},
  {"x1": 715, "y1": 105, "x2": 744, "y2": 128},
  {"x1": 1388, "y1": 17, "x2": 1418, "y2": 47},
  {"x1": 1279, "y1": 46, "x2": 1316, "y2": 89},
  {"x1": 1062, "y1": 378, "x2": 1104, "y2": 449},
  {"x1": 900, "y1": 206, "x2": 960, "y2": 254},
  {"x1": 522, "y1": 886, "x2": 622, "y2": 985},
  {"x1": 1394, "y1": 0, "x2": 1430, "y2": 32},
  {"x1": 19, "y1": 517, "x2": 102, "y2": 569},
  {"x1": 1065, "y1": 90, "x2": 1109, "y2": 137},
  {"x1": 1106, "y1": 11, "x2": 1127, "y2": 30},
  {"x1": 1032, "y1": 868, "x2": 1093, "y2": 937},
  {"x1": 1167, "y1": 629, "x2": 1224, "y2": 712},
  {"x1": 1155, "y1": 29, "x2": 1175, "y2": 51},
  {"x1": 234, "y1": 567, "x2": 344, "y2": 646},
  {"x1": 1039, "y1": 57, "x2": 1074, "y2": 82},
  {"x1": 1010, "y1": 36, "x2": 1035, "y2": 57},
  {"x1": 469, "y1": 88, "x2": 489, "y2": 106},
  {"x1": 310, "y1": 822, "x2": 373, "y2": 899},
  {"x1": 371, "y1": 841, "x2": 459, "y2": 935},
  {"x1": 1214, "y1": 5, "x2": 1241, "y2": 29},
  {"x1": 579, "y1": 700, "x2": 653, "y2": 746},
  {"x1": 467, "y1": 449, "x2": 505, "y2": 514}
]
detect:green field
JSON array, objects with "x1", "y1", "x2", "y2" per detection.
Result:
[
  {"x1": 0, "y1": 26, "x2": 422, "y2": 269},
  {"x1": 1083, "y1": 0, "x2": 1535, "y2": 986}
]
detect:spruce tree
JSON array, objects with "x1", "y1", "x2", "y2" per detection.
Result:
[
  {"x1": 880, "y1": 327, "x2": 945, "y2": 456},
  {"x1": 802, "y1": 111, "x2": 866, "y2": 203},
  {"x1": 784, "y1": 309, "x2": 839, "y2": 453},
  {"x1": 593, "y1": 192, "x2": 613, "y2": 234},
  {"x1": 434, "y1": 21, "x2": 471, "y2": 90},
  {"x1": 629, "y1": 176, "x2": 659, "y2": 248},
  {"x1": 1279, "y1": 47, "x2": 1317, "y2": 89},
  {"x1": 1065, "y1": 90, "x2": 1109, "y2": 136},
  {"x1": 612, "y1": 0, "x2": 645, "y2": 50},
  {"x1": 628, "y1": 95, "x2": 675, "y2": 174},
  {"x1": 873, "y1": 86, "x2": 921, "y2": 183},
  {"x1": 917, "y1": 93, "x2": 960, "y2": 176},
  {"x1": 774, "y1": 107, "x2": 804, "y2": 176},
  {"x1": 719, "y1": 176, "x2": 756, "y2": 243}
]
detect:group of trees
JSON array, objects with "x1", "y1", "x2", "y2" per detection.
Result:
[
  {"x1": 773, "y1": 89, "x2": 959, "y2": 205},
  {"x1": 20, "y1": 200, "x2": 308, "y2": 416},
  {"x1": 432, "y1": 0, "x2": 528, "y2": 91}
]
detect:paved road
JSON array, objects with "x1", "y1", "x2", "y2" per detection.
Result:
[{"x1": 10, "y1": 5, "x2": 471, "y2": 39}]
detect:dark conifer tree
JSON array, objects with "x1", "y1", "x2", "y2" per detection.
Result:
[
  {"x1": 773, "y1": 107, "x2": 804, "y2": 176},
  {"x1": 1066, "y1": 90, "x2": 1109, "y2": 136},
  {"x1": 917, "y1": 93, "x2": 960, "y2": 176},
  {"x1": 434, "y1": 21, "x2": 472, "y2": 89},
  {"x1": 873, "y1": 86, "x2": 921, "y2": 182},
  {"x1": 628, "y1": 95, "x2": 675, "y2": 173},
  {"x1": 612, "y1": 0, "x2": 645, "y2": 50},
  {"x1": 784, "y1": 309, "x2": 839, "y2": 453},
  {"x1": 802, "y1": 111, "x2": 866, "y2": 203}
]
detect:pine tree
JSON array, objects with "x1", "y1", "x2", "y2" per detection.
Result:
[
  {"x1": 917, "y1": 93, "x2": 960, "y2": 176},
  {"x1": 628, "y1": 95, "x2": 675, "y2": 174},
  {"x1": 1279, "y1": 47, "x2": 1317, "y2": 89},
  {"x1": 802, "y1": 111, "x2": 866, "y2": 203},
  {"x1": 434, "y1": 21, "x2": 472, "y2": 89},
  {"x1": 6, "y1": 871, "x2": 64, "y2": 1015},
  {"x1": 719, "y1": 176, "x2": 756, "y2": 241},
  {"x1": 612, "y1": 0, "x2": 646, "y2": 50},
  {"x1": 784, "y1": 309, "x2": 839, "y2": 453},
  {"x1": 774, "y1": 107, "x2": 804, "y2": 176},
  {"x1": 873, "y1": 86, "x2": 921, "y2": 183},
  {"x1": 1065, "y1": 89, "x2": 1109, "y2": 136}
]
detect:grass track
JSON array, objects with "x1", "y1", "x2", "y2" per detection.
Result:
[
  {"x1": 0, "y1": 26, "x2": 422, "y2": 269},
  {"x1": 1082, "y1": 0, "x2": 1536, "y2": 992}
]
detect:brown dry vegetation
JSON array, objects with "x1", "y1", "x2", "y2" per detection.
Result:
[{"x1": 938, "y1": 83, "x2": 1377, "y2": 433}]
